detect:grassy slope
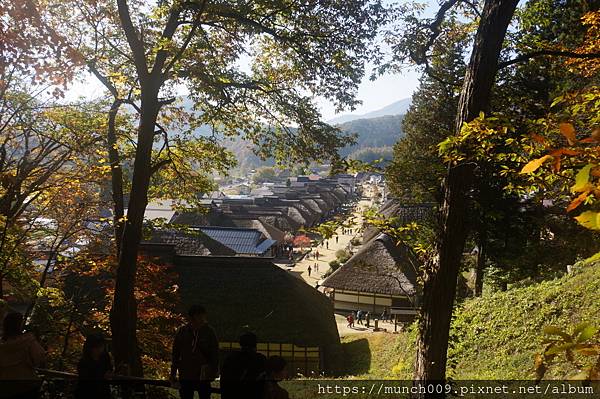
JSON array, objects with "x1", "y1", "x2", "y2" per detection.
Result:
[
  {"x1": 449, "y1": 260, "x2": 600, "y2": 379},
  {"x1": 323, "y1": 261, "x2": 600, "y2": 381}
]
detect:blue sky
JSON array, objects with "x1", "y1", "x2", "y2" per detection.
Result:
[{"x1": 317, "y1": 66, "x2": 420, "y2": 120}]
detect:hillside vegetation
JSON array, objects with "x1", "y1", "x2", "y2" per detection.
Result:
[
  {"x1": 330, "y1": 260, "x2": 600, "y2": 380},
  {"x1": 223, "y1": 114, "x2": 404, "y2": 171}
]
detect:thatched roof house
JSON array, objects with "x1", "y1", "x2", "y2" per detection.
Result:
[
  {"x1": 174, "y1": 256, "x2": 340, "y2": 374},
  {"x1": 145, "y1": 228, "x2": 235, "y2": 256},
  {"x1": 363, "y1": 200, "x2": 435, "y2": 244},
  {"x1": 322, "y1": 234, "x2": 419, "y2": 316}
]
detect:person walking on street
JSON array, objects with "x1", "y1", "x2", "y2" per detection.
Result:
[
  {"x1": 307, "y1": 265, "x2": 312, "y2": 277},
  {"x1": 346, "y1": 314, "x2": 354, "y2": 329},
  {"x1": 315, "y1": 251, "x2": 320, "y2": 261},
  {"x1": 356, "y1": 310, "x2": 363, "y2": 325},
  {"x1": 171, "y1": 305, "x2": 219, "y2": 399},
  {"x1": 326, "y1": 241, "x2": 329, "y2": 249},
  {"x1": 335, "y1": 236, "x2": 338, "y2": 244},
  {"x1": 365, "y1": 312, "x2": 371, "y2": 328}
]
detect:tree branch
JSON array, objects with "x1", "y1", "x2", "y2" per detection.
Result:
[{"x1": 498, "y1": 50, "x2": 600, "y2": 69}]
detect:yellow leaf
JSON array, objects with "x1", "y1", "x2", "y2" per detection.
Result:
[
  {"x1": 571, "y1": 164, "x2": 595, "y2": 193},
  {"x1": 574, "y1": 211, "x2": 600, "y2": 230},
  {"x1": 520, "y1": 155, "x2": 553, "y2": 174},
  {"x1": 559, "y1": 122, "x2": 577, "y2": 144},
  {"x1": 566, "y1": 190, "x2": 590, "y2": 212}
]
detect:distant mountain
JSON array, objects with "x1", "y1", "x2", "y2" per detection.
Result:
[
  {"x1": 327, "y1": 98, "x2": 412, "y2": 125},
  {"x1": 337, "y1": 114, "x2": 404, "y2": 158},
  {"x1": 224, "y1": 114, "x2": 404, "y2": 172}
]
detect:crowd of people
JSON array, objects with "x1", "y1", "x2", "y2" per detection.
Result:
[
  {"x1": 0, "y1": 306, "x2": 290, "y2": 399},
  {"x1": 345, "y1": 308, "x2": 392, "y2": 330}
]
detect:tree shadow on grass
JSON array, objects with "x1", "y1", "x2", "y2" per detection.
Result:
[{"x1": 329, "y1": 338, "x2": 371, "y2": 376}]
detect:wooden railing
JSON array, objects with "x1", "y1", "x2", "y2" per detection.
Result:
[{"x1": 35, "y1": 368, "x2": 221, "y2": 396}]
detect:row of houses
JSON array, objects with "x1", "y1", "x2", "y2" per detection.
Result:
[
  {"x1": 137, "y1": 174, "x2": 357, "y2": 375},
  {"x1": 142, "y1": 175, "x2": 356, "y2": 258},
  {"x1": 320, "y1": 199, "x2": 434, "y2": 319}
]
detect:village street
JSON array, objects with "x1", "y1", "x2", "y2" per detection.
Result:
[
  {"x1": 279, "y1": 186, "x2": 401, "y2": 337},
  {"x1": 293, "y1": 198, "x2": 371, "y2": 286}
]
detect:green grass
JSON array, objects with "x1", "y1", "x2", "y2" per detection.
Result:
[
  {"x1": 321, "y1": 260, "x2": 600, "y2": 382},
  {"x1": 448, "y1": 260, "x2": 600, "y2": 379}
]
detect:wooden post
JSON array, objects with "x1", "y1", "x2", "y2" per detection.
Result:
[{"x1": 394, "y1": 315, "x2": 398, "y2": 333}]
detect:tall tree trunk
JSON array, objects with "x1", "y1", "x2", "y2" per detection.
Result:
[
  {"x1": 413, "y1": 0, "x2": 519, "y2": 393},
  {"x1": 108, "y1": 99, "x2": 126, "y2": 257},
  {"x1": 109, "y1": 87, "x2": 160, "y2": 377}
]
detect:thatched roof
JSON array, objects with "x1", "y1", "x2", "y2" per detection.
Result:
[
  {"x1": 363, "y1": 200, "x2": 435, "y2": 244},
  {"x1": 170, "y1": 207, "x2": 235, "y2": 227},
  {"x1": 175, "y1": 256, "x2": 340, "y2": 347},
  {"x1": 145, "y1": 229, "x2": 235, "y2": 256},
  {"x1": 230, "y1": 218, "x2": 286, "y2": 243},
  {"x1": 317, "y1": 191, "x2": 339, "y2": 209},
  {"x1": 299, "y1": 198, "x2": 323, "y2": 219},
  {"x1": 312, "y1": 198, "x2": 329, "y2": 213},
  {"x1": 332, "y1": 187, "x2": 348, "y2": 202},
  {"x1": 322, "y1": 234, "x2": 418, "y2": 297}
]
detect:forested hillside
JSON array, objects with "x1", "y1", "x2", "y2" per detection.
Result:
[{"x1": 225, "y1": 114, "x2": 403, "y2": 171}]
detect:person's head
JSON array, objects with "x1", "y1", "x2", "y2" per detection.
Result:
[
  {"x1": 266, "y1": 355, "x2": 287, "y2": 381},
  {"x1": 188, "y1": 305, "x2": 207, "y2": 328},
  {"x1": 2, "y1": 312, "x2": 24, "y2": 341},
  {"x1": 239, "y1": 332, "x2": 257, "y2": 351},
  {"x1": 83, "y1": 333, "x2": 107, "y2": 360}
]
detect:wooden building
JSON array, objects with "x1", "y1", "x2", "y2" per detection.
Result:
[
  {"x1": 137, "y1": 244, "x2": 341, "y2": 376},
  {"x1": 321, "y1": 234, "x2": 419, "y2": 319}
]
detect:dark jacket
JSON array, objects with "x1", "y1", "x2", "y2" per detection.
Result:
[
  {"x1": 75, "y1": 352, "x2": 113, "y2": 399},
  {"x1": 220, "y1": 349, "x2": 267, "y2": 399},
  {"x1": 171, "y1": 324, "x2": 219, "y2": 381}
]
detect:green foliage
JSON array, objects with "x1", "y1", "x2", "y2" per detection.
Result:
[
  {"x1": 386, "y1": 35, "x2": 466, "y2": 203},
  {"x1": 448, "y1": 260, "x2": 600, "y2": 379},
  {"x1": 329, "y1": 260, "x2": 341, "y2": 271},
  {"x1": 252, "y1": 166, "x2": 278, "y2": 184},
  {"x1": 348, "y1": 146, "x2": 394, "y2": 167},
  {"x1": 535, "y1": 322, "x2": 600, "y2": 382},
  {"x1": 335, "y1": 249, "x2": 351, "y2": 263},
  {"x1": 337, "y1": 115, "x2": 404, "y2": 158}
]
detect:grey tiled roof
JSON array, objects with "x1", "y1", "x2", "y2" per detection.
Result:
[{"x1": 198, "y1": 226, "x2": 277, "y2": 255}]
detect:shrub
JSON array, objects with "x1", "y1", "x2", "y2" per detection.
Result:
[
  {"x1": 329, "y1": 259, "x2": 340, "y2": 271},
  {"x1": 335, "y1": 249, "x2": 351, "y2": 263}
]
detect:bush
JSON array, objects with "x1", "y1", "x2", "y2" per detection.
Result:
[
  {"x1": 329, "y1": 259, "x2": 340, "y2": 271},
  {"x1": 335, "y1": 249, "x2": 351, "y2": 263},
  {"x1": 350, "y1": 237, "x2": 361, "y2": 246}
]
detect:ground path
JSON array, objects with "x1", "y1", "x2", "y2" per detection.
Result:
[{"x1": 290, "y1": 198, "x2": 372, "y2": 286}]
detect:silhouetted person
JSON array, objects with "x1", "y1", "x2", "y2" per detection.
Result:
[
  {"x1": 75, "y1": 333, "x2": 113, "y2": 399},
  {"x1": 171, "y1": 305, "x2": 219, "y2": 399},
  {"x1": 263, "y1": 356, "x2": 289, "y2": 399},
  {"x1": 365, "y1": 312, "x2": 371, "y2": 328},
  {"x1": 0, "y1": 312, "x2": 46, "y2": 399},
  {"x1": 220, "y1": 332, "x2": 266, "y2": 399},
  {"x1": 307, "y1": 265, "x2": 312, "y2": 277},
  {"x1": 335, "y1": 236, "x2": 339, "y2": 244}
]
